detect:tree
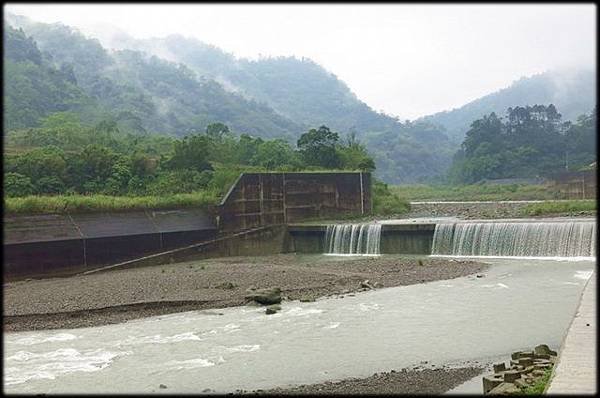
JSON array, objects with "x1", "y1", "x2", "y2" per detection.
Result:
[
  {"x1": 166, "y1": 134, "x2": 213, "y2": 172},
  {"x1": 297, "y1": 125, "x2": 341, "y2": 168},
  {"x1": 205, "y1": 122, "x2": 231, "y2": 140},
  {"x1": 252, "y1": 139, "x2": 299, "y2": 170},
  {"x1": 337, "y1": 132, "x2": 376, "y2": 172},
  {"x1": 4, "y1": 172, "x2": 35, "y2": 197}
]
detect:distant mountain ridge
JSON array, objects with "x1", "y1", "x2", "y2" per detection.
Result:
[
  {"x1": 418, "y1": 69, "x2": 596, "y2": 144},
  {"x1": 4, "y1": 12, "x2": 596, "y2": 184}
]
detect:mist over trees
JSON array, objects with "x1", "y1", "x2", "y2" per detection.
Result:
[{"x1": 3, "y1": 13, "x2": 596, "y2": 185}]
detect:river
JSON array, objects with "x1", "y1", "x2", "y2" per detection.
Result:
[{"x1": 3, "y1": 257, "x2": 594, "y2": 394}]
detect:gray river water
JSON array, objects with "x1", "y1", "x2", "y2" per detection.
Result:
[{"x1": 3, "y1": 257, "x2": 595, "y2": 394}]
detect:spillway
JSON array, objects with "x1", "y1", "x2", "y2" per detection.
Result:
[
  {"x1": 431, "y1": 221, "x2": 596, "y2": 258},
  {"x1": 324, "y1": 223, "x2": 382, "y2": 255}
]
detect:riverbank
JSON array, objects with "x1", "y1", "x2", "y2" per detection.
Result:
[
  {"x1": 253, "y1": 363, "x2": 485, "y2": 395},
  {"x1": 3, "y1": 254, "x2": 487, "y2": 332}
]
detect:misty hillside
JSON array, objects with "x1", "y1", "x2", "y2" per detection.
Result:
[
  {"x1": 4, "y1": 19, "x2": 303, "y2": 140},
  {"x1": 5, "y1": 13, "x2": 594, "y2": 184},
  {"x1": 5, "y1": 14, "x2": 456, "y2": 183},
  {"x1": 81, "y1": 31, "x2": 405, "y2": 134},
  {"x1": 419, "y1": 69, "x2": 596, "y2": 144}
]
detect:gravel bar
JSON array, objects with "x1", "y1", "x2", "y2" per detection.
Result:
[
  {"x1": 246, "y1": 363, "x2": 485, "y2": 395},
  {"x1": 4, "y1": 254, "x2": 488, "y2": 332}
]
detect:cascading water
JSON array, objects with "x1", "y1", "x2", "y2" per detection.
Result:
[
  {"x1": 431, "y1": 221, "x2": 596, "y2": 258},
  {"x1": 325, "y1": 223, "x2": 382, "y2": 255}
]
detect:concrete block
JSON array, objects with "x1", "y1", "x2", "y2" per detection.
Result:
[
  {"x1": 518, "y1": 351, "x2": 534, "y2": 358},
  {"x1": 533, "y1": 369, "x2": 546, "y2": 377},
  {"x1": 522, "y1": 365, "x2": 535, "y2": 374},
  {"x1": 534, "y1": 344, "x2": 557, "y2": 356},
  {"x1": 533, "y1": 353, "x2": 550, "y2": 360},
  {"x1": 489, "y1": 382, "x2": 520, "y2": 395},
  {"x1": 518, "y1": 358, "x2": 534, "y2": 367},
  {"x1": 493, "y1": 362, "x2": 506, "y2": 373},
  {"x1": 511, "y1": 351, "x2": 522, "y2": 360},
  {"x1": 503, "y1": 370, "x2": 521, "y2": 383},
  {"x1": 514, "y1": 379, "x2": 528, "y2": 389},
  {"x1": 483, "y1": 375, "x2": 504, "y2": 393}
]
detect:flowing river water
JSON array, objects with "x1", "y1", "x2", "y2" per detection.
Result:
[{"x1": 4, "y1": 256, "x2": 595, "y2": 394}]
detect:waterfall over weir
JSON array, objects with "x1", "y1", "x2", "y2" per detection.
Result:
[
  {"x1": 325, "y1": 223, "x2": 382, "y2": 255},
  {"x1": 431, "y1": 221, "x2": 596, "y2": 258}
]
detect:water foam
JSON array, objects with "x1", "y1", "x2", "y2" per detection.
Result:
[
  {"x1": 5, "y1": 348, "x2": 130, "y2": 386},
  {"x1": 163, "y1": 358, "x2": 216, "y2": 370},
  {"x1": 13, "y1": 333, "x2": 79, "y2": 346}
]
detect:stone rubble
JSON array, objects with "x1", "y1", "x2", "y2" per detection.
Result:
[{"x1": 482, "y1": 344, "x2": 557, "y2": 394}]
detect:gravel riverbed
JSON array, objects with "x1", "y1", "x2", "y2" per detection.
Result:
[
  {"x1": 252, "y1": 364, "x2": 485, "y2": 395},
  {"x1": 407, "y1": 201, "x2": 595, "y2": 219},
  {"x1": 4, "y1": 254, "x2": 487, "y2": 332}
]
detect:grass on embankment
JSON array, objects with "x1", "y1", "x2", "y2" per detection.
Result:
[
  {"x1": 517, "y1": 368, "x2": 553, "y2": 395},
  {"x1": 4, "y1": 191, "x2": 220, "y2": 215},
  {"x1": 391, "y1": 183, "x2": 560, "y2": 202},
  {"x1": 519, "y1": 200, "x2": 596, "y2": 216}
]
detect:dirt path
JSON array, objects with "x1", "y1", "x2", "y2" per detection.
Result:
[{"x1": 4, "y1": 254, "x2": 488, "y2": 332}]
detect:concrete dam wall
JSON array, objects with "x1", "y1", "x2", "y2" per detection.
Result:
[
  {"x1": 287, "y1": 224, "x2": 436, "y2": 255},
  {"x1": 218, "y1": 172, "x2": 372, "y2": 233},
  {"x1": 4, "y1": 172, "x2": 372, "y2": 279},
  {"x1": 4, "y1": 208, "x2": 217, "y2": 279}
]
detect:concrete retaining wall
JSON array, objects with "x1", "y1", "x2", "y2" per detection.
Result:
[
  {"x1": 82, "y1": 225, "x2": 291, "y2": 274},
  {"x1": 3, "y1": 208, "x2": 216, "y2": 279},
  {"x1": 218, "y1": 172, "x2": 372, "y2": 233}
]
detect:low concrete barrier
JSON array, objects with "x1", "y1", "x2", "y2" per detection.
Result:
[{"x1": 287, "y1": 223, "x2": 436, "y2": 254}]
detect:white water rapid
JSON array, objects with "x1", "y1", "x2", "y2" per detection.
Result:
[
  {"x1": 324, "y1": 223, "x2": 382, "y2": 255},
  {"x1": 431, "y1": 221, "x2": 596, "y2": 258}
]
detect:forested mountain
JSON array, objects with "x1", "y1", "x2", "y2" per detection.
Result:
[
  {"x1": 448, "y1": 105, "x2": 597, "y2": 183},
  {"x1": 5, "y1": 14, "x2": 455, "y2": 183},
  {"x1": 4, "y1": 13, "x2": 595, "y2": 184},
  {"x1": 4, "y1": 18, "x2": 303, "y2": 140},
  {"x1": 3, "y1": 26, "x2": 101, "y2": 131},
  {"x1": 419, "y1": 69, "x2": 596, "y2": 145}
]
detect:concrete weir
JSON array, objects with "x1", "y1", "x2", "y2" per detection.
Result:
[{"x1": 287, "y1": 223, "x2": 435, "y2": 254}]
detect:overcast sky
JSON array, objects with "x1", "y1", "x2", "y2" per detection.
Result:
[{"x1": 5, "y1": 3, "x2": 596, "y2": 120}]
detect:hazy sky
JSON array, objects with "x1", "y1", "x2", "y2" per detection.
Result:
[{"x1": 5, "y1": 3, "x2": 596, "y2": 119}]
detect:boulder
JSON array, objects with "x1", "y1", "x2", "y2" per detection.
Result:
[
  {"x1": 265, "y1": 304, "x2": 282, "y2": 315},
  {"x1": 245, "y1": 287, "x2": 282, "y2": 305},
  {"x1": 360, "y1": 280, "x2": 374, "y2": 289}
]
